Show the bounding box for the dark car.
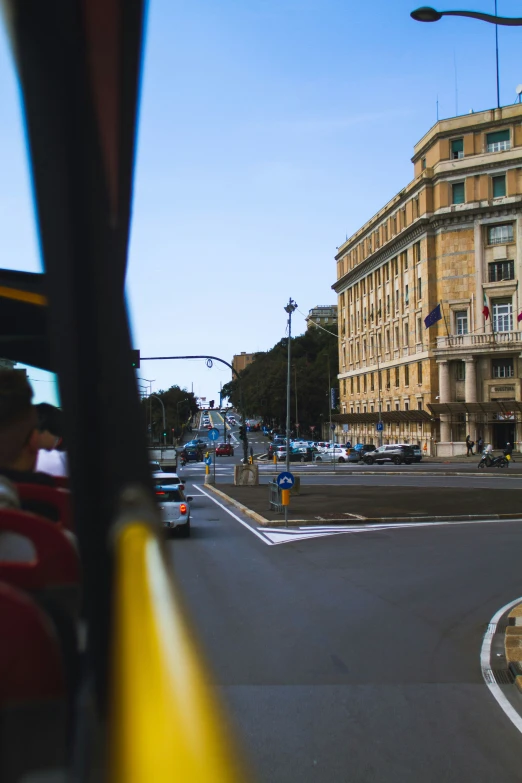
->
[181,447,203,463]
[363,445,414,465]
[268,440,286,458]
[216,443,234,457]
[285,447,314,463]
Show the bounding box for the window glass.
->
[488,224,513,244]
[492,298,513,332]
[452,182,465,204]
[489,260,514,282]
[451,138,464,159]
[455,310,468,335]
[492,175,506,198]
[492,358,514,378]
[486,129,510,152]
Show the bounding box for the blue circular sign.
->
[277,471,295,489]
[204,456,212,466]
[208,428,220,441]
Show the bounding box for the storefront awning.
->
[428,401,522,416]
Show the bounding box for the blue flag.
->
[424,304,442,329]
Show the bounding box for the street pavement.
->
[165,417,522,782]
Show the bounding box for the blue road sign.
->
[376,421,384,431]
[208,428,220,441]
[204,456,212,466]
[277,471,295,489]
[331,423,336,431]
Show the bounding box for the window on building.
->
[486,129,510,153]
[383,224,388,241]
[401,207,406,228]
[370,405,374,413]
[363,374,366,392]
[392,215,397,234]
[386,294,390,315]
[386,401,391,412]
[417,317,423,343]
[377,268,381,286]
[403,251,408,271]
[395,401,400,411]
[451,138,464,159]
[421,157,427,170]
[369,274,373,291]
[405,364,409,386]
[417,361,422,385]
[456,362,465,381]
[343,379,347,394]
[417,277,422,300]
[413,197,419,218]
[393,257,398,276]
[378,333,382,354]
[452,181,465,204]
[405,284,409,306]
[489,260,514,282]
[378,298,382,319]
[395,367,400,387]
[404,322,409,346]
[357,375,360,393]
[413,241,421,264]
[395,290,399,311]
[487,224,514,245]
[395,325,399,347]
[386,330,390,351]
[370,335,374,355]
[361,278,366,294]
[351,377,354,394]
[417,400,423,411]
[370,373,375,391]
[492,298,513,332]
[385,263,390,281]
[350,406,354,414]
[492,174,506,198]
[455,310,468,335]
[404,400,409,411]
[492,358,514,378]
[386,369,391,389]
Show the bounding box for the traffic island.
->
[206,483,522,526]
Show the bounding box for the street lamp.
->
[411,6,522,110]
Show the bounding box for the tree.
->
[142,385,199,442]
[222,325,338,434]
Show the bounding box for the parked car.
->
[347,450,362,463]
[155,484,193,537]
[216,443,234,457]
[396,444,422,462]
[315,446,351,463]
[363,445,414,465]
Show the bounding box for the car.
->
[152,471,184,490]
[288,447,314,462]
[155,484,193,537]
[347,450,362,463]
[355,443,376,455]
[315,446,350,463]
[363,445,414,465]
[216,443,234,457]
[185,438,207,451]
[181,447,203,462]
[396,443,422,462]
[150,460,162,472]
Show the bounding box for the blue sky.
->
[1,1,521,403]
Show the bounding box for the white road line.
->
[481,596,522,734]
[191,486,274,545]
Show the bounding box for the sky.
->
[0,1,521,404]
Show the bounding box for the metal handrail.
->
[109,522,243,782]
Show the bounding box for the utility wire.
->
[296,308,338,338]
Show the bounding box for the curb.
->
[506,603,522,691]
[202,485,522,528]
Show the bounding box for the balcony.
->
[436,331,522,351]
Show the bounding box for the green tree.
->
[222,325,338,434]
[142,385,199,442]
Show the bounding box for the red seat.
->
[16,484,73,531]
[52,476,69,490]
[0,581,64,703]
[0,509,80,592]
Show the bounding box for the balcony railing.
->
[436,331,522,349]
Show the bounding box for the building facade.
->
[307,305,338,329]
[332,105,522,454]
[232,352,255,375]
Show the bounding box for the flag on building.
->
[517,311,522,323]
[424,303,442,329]
[482,292,490,320]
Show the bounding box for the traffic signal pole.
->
[284,298,297,526]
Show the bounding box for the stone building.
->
[332,105,522,455]
[232,352,255,374]
[307,305,338,329]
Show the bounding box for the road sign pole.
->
[213,451,215,485]
[284,298,297,526]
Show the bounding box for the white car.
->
[152,471,185,490]
[315,446,350,463]
[155,484,193,537]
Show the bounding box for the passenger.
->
[35,402,68,477]
[504,442,513,457]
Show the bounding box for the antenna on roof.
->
[516,84,522,103]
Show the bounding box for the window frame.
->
[487,224,514,245]
[451,181,465,205]
[492,174,506,198]
[454,309,469,335]
[488,260,514,283]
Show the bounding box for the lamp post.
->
[284,298,297,527]
[411,6,522,109]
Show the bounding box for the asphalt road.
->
[169,429,522,782]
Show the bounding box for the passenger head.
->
[0,370,39,470]
[36,403,63,451]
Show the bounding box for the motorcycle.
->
[477,449,510,469]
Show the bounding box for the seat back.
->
[16,483,73,530]
[0,509,80,592]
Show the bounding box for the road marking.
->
[191,485,275,545]
[481,597,522,734]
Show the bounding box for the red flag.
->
[483,292,490,321]
[518,311,522,323]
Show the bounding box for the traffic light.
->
[131,349,140,369]
[209,400,214,408]
[239,424,247,441]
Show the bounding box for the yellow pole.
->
[273,454,277,465]
[281,489,290,506]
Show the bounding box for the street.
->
[167,418,522,781]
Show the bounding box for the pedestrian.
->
[477,436,484,454]
[465,434,474,456]
[35,402,68,477]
